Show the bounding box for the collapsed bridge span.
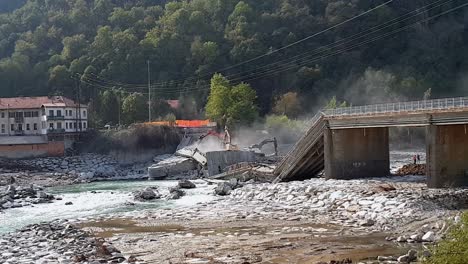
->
[274,97,468,188]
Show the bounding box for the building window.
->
[1,124,4,133]
[57,110,62,117]
[10,124,14,131]
[34,123,37,130]
[49,123,54,129]
[18,124,22,131]
[57,122,62,129]
[83,110,87,117]
[1,112,4,118]
[9,112,14,118]
[49,110,54,117]
[26,124,30,130]
[83,122,87,129]
[32,111,39,117]
[73,122,77,129]
[66,122,68,129]
[24,112,32,118]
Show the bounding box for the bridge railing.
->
[323,97,468,117]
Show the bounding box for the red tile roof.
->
[0,96,81,110]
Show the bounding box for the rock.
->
[215,182,233,196]
[65,202,73,205]
[168,186,185,200]
[409,234,422,242]
[178,180,196,189]
[133,188,161,201]
[396,236,407,243]
[422,231,435,242]
[359,219,375,227]
[378,256,397,261]
[397,254,409,263]
[407,249,417,261]
[397,249,417,263]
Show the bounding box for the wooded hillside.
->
[0,0,467,122]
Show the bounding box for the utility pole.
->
[7,104,10,136]
[118,91,121,129]
[147,60,151,122]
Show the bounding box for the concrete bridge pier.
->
[324,127,390,179]
[426,124,468,188]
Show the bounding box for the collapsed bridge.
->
[274,97,468,188]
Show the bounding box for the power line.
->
[82,0,394,89]
[79,1,468,95]
[214,0,395,73]
[229,1,468,83]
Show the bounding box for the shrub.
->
[423,212,468,264]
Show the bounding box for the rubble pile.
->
[0,220,141,263]
[396,164,426,176]
[0,184,56,210]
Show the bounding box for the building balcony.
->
[47,128,65,134]
[47,115,65,120]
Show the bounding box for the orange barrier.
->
[144,120,214,128]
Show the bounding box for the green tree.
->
[99,89,120,125]
[273,92,302,118]
[205,73,257,127]
[122,92,147,124]
[325,96,348,109]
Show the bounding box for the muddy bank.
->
[82,218,413,264]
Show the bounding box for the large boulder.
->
[133,187,161,201]
[178,180,196,189]
[168,186,185,200]
[215,182,233,196]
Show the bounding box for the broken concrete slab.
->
[148,156,196,180]
[206,150,256,176]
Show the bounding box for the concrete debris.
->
[148,156,196,180]
[214,179,243,196]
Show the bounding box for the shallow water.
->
[0,180,216,234]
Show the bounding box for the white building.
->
[0,96,88,136]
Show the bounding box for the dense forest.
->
[0,0,467,126]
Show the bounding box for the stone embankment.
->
[1,154,151,181]
[0,220,144,263]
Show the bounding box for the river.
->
[0,180,216,234]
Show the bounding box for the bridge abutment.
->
[426,124,468,188]
[325,127,389,179]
